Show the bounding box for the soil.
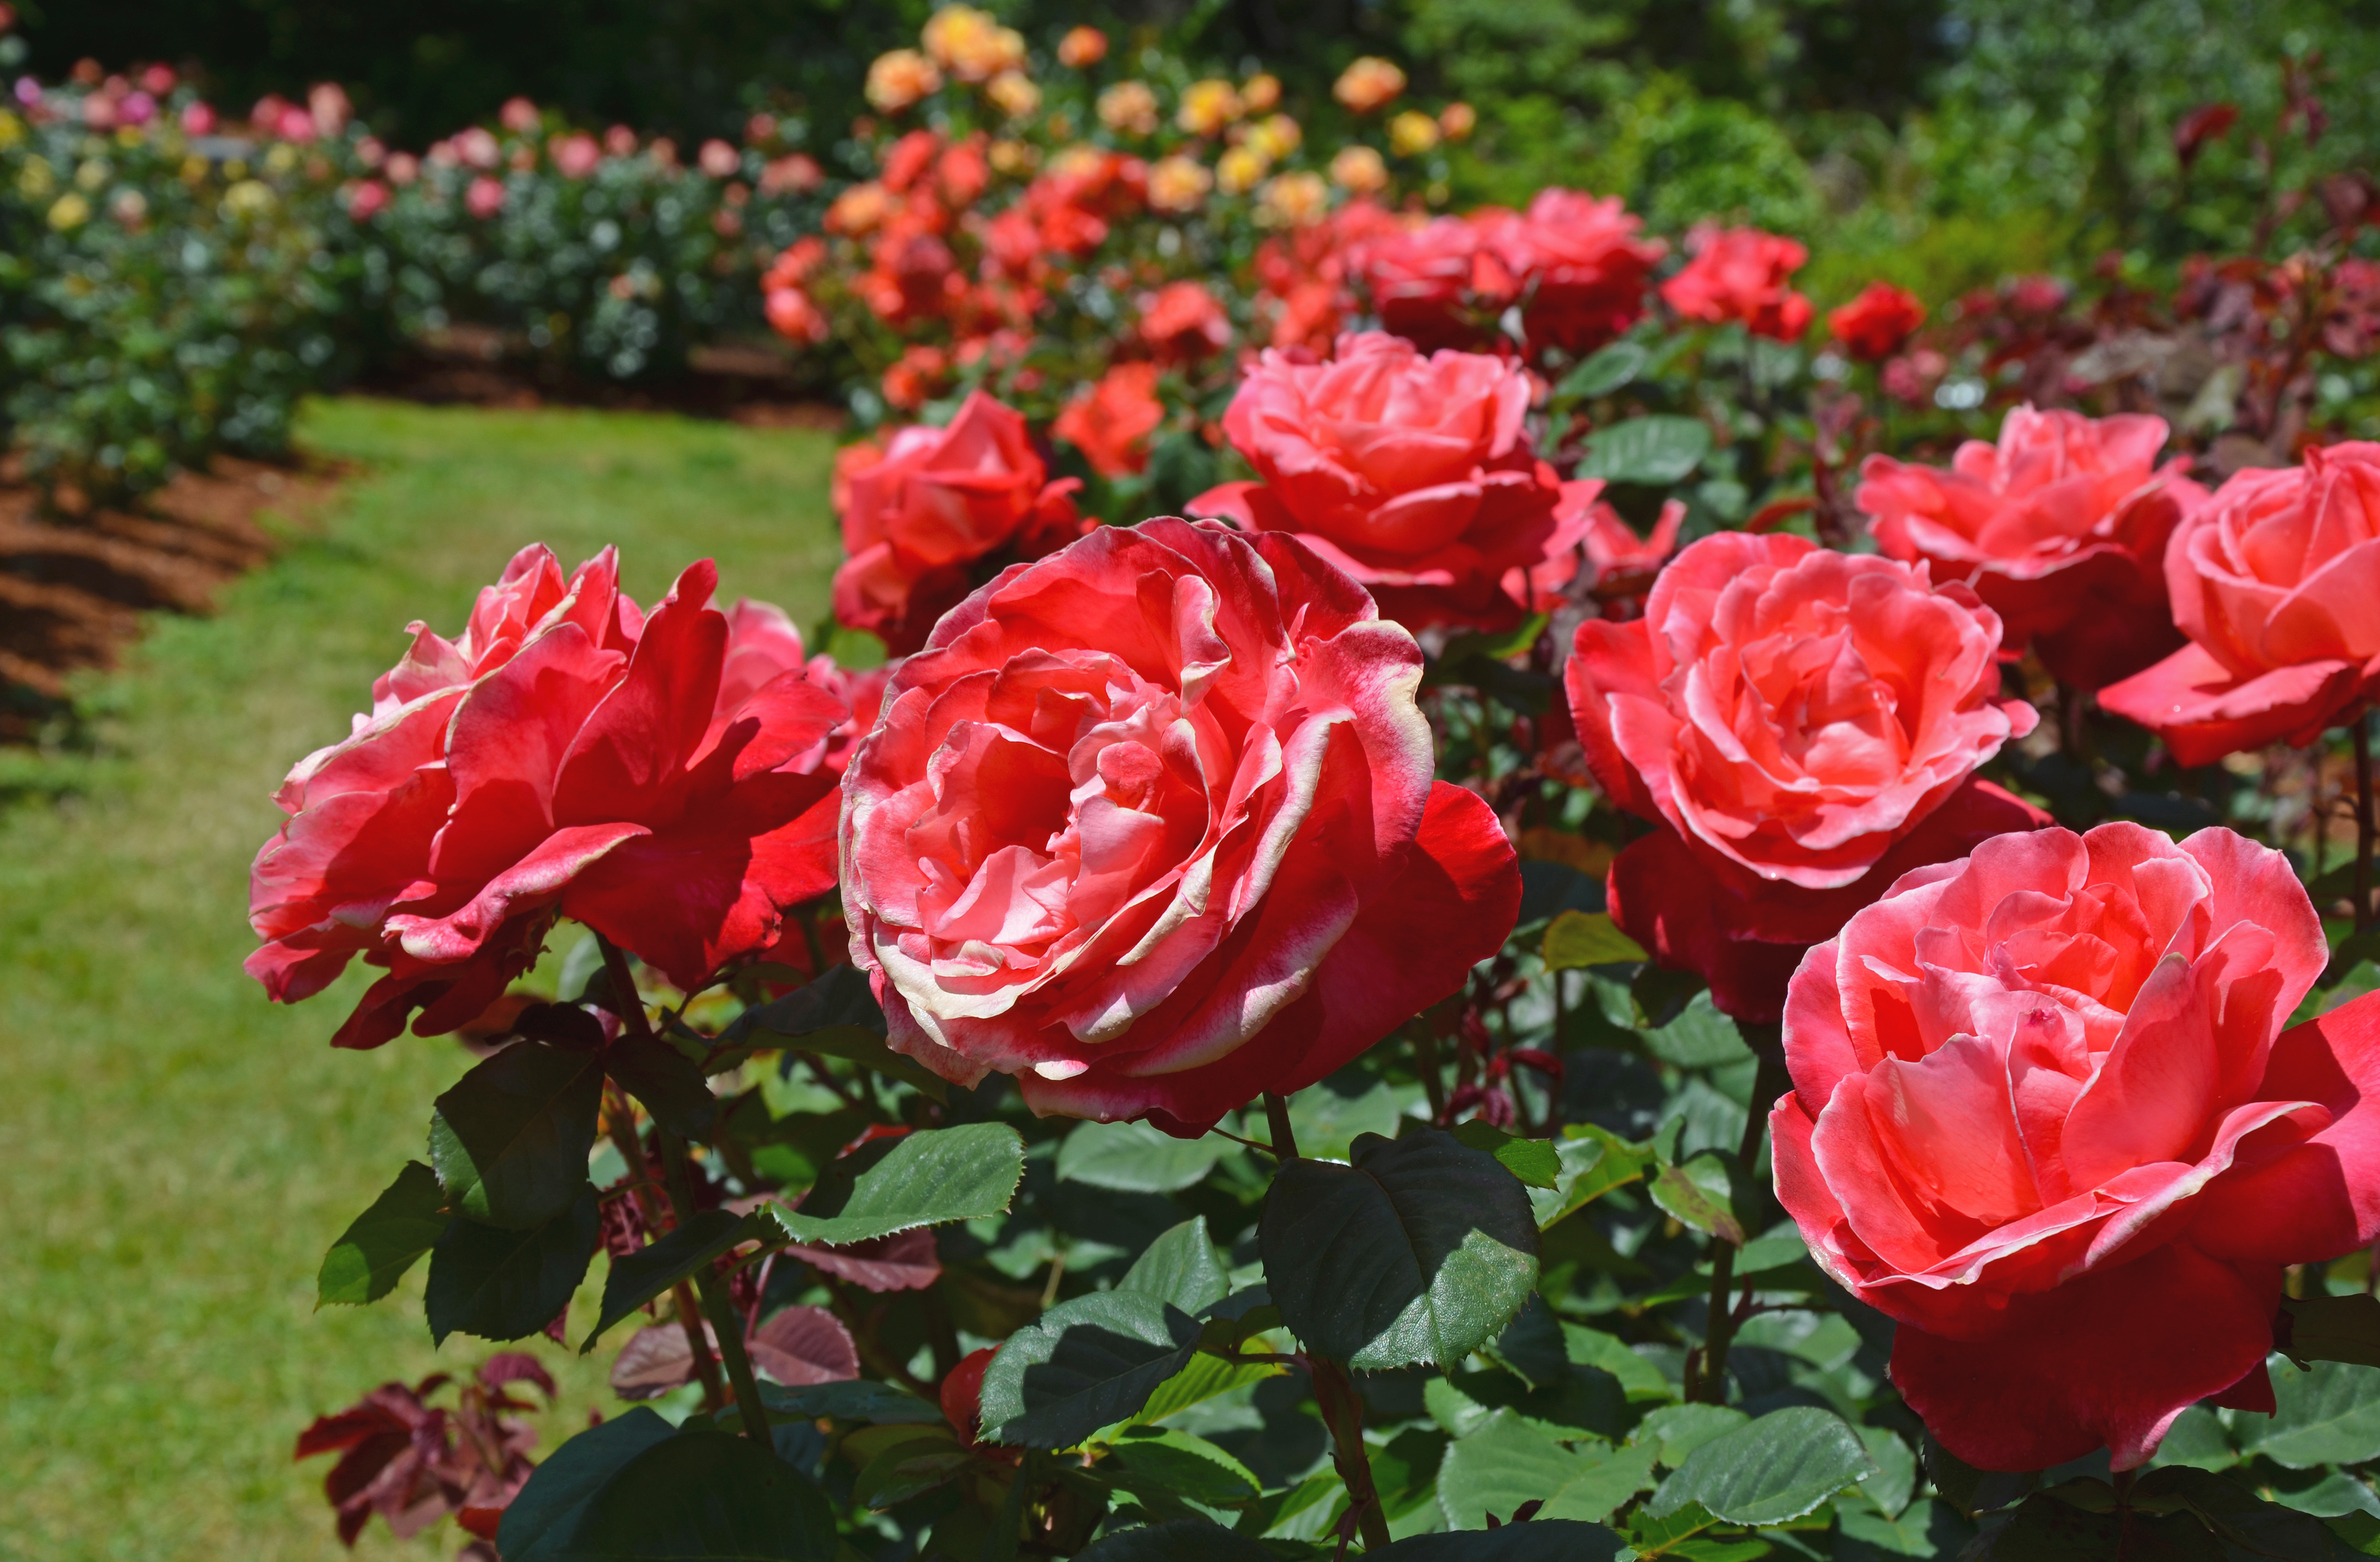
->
[0,455,347,742]
[357,331,850,431]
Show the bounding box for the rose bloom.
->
[761,152,823,195]
[765,286,829,345]
[1774,822,2380,1471]
[1389,111,1441,157]
[465,177,506,220]
[1248,113,1302,161]
[867,49,943,113]
[1057,25,1107,68]
[1215,145,1269,197]
[715,599,890,776]
[1191,331,1597,630]
[1501,189,1665,356]
[1147,154,1212,213]
[986,70,1039,120]
[839,517,1520,1130]
[698,138,739,178]
[1097,81,1160,136]
[1859,407,2207,691]
[1357,214,1516,353]
[921,4,1023,82]
[1177,79,1240,137]
[344,180,389,221]
[549,132,601,179]
[1333,57,1407,113]
[498,95,538,135]
[603,124,638,157]
[1661,227,1815,341]
[247,546,848,1048]
[833,391,1085,655]
[1138,280,1230,361]
[1566,532,2044,1020]
[456,126,501,169]
[826,182,889,237]
[1440,103,1477,140]
[1828,281,1926,361]
[1329,145,1389,196]
[1255,171,1328,229]
[2102,442,2380,764]
[1241,74,1282,113]
[1054,362,1166,478]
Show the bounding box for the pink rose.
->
[839,518,1519,1132]
[832,391,1084,655]
[344,180,390,222]
[1190,331,1595,630]
[1660,227,1814,341]
[1496,188,1665,356]
[465,176,506,220]
[1858,407,2208,690]
[550,132,601,179]
[246,546,847,1048]
[1355,214,1518,352]
[699,138,740,179]
[1565,532,2043,1020]
[1774,823,2380,1471]
[2101,442,2380,764]
[717,600,891,776]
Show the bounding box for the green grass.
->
[0,399,843,1561]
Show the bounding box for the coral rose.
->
[833,392,1084,655]
[1333,57,1406,114]
[840,518,1519,1131]
[1773,822,2380,1471]
[1565,532,2043,1021]
[1858,407,2208,690]
[247,546,848,1048]
[1190,331,1597,630]
[1057,26,1107,69]
[1138,280,1230,361]
[2100,442,2380,765]
[717,599,891,776]
[1827,281,1926,360]
[1356,214,1516,352]
[1660,227,1814,342]
[1500,189,1665,356]
[1054,362,1166,479]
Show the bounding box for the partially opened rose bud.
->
[1333,56,1407,113]
[866,48,943,113]
[1056,25,1108,69]
[1328,144,1388,194]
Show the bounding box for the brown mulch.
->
[359,330,849,431]
[0,455,347,742]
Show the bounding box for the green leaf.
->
[1055,1118,1224,1194]
[584,1204,792,1350]
[1562,1324,1676,1405]
[1075,1520,1276,1562]
[2283,1293,2380,1369]
[2134,1465,2348,1558]
[1118,1217,1228,1315]
[1633,1404,1748,1468]
[1856,1425,1919,1519]
[499,1408,680,1562]
[773,1122,1025,1246]
[1437,1409,1658,1529]
[1283,1079,1409,1160]
[739,1379,944,1427]
[979,1290,1204,1448]
[428,1040,605,1229]
[538,1427,838,1559]
[1556,341,1648,402]
[1531,1126,1655,1229]
[317,1160,447,1307]
[850,1430,973,1509]
[714,965,948,1099]
[1542,910,1647,971]
[2246,1357,2380,1469]
[1648,1153,1744,1245]
[1576,416,1712,485]
[1378,1525,1626,1560]
[2148,1405,2242,1474]
[604,1035,716,1140]
[1261,1127,1540,1370]
[1110,1425,1260,1506]
[1648,1405,1876,1526]
[1621,1500,1721,1556]
[425,1184,600,1345]
[1452,1120,1562,1190]
[1084,1350,1287,1446]
[1641,993,1757,1070]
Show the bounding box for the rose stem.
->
[602,1081,727,1413]
[599,936,774,1444]
[2355,713,2374,934]
[1695,1023,1788,1403]
[1264,1091,1301,1162]
[1414,1026,1446,1124]
[1310,1356,1392,1551]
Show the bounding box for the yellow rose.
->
[1096,80,1159,136]
[1176,79,1241,137]
[1332,56,1407,114]
[1388,110,1441,157]
[922,5,1023,82]
[866,49,943,113]
[1215,144,1269,196]
[1255,170,1327,227]
[986,69,1041,120]
[1247,114,1302,161]
[1147,154,1213,213]
[264,142,298,175]
[0,110,23,149]
[46,191,91,230]
[17,155,55,198]
[1240,74,1282,114]
[74,157,110,191]
[1328,145,1388,194]
[223,179,277,219]
[989,138,1038,176]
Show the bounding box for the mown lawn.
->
[0,399,843,1561]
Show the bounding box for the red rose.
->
[1497,188,1665,356]
[833,392,1085,655]
[1858,407,2208,690]
[2101,442,2380,764]
[247,546,848,1047]
[1355,214,1518,352]
[1138,280,1231,361]
[1826,281,1926,360]
[1053,361,1166,479]
[1190,331,1597,630]
[839,518,1520,1133]
[1659,227,1814,342]
[1773,822,2380,1471]
[718,599,890,775]
[1565,533,2042,1020]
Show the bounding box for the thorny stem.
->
[2355,714,2374,934]
[1694,1025,1789,1403]
[600,936,772,1444]
[602,1081,727,1413]
[1310,1356,1392,1552]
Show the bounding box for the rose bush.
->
[246,543,847,1046]
[1564,531,2044,1019]
[2101,441,2380,763]
[1190,331,1599,629]
[1773,822,2380,1471]
[838,516,1519,1132]
[1857,407,2208,690]
[1658,226,1813,341]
